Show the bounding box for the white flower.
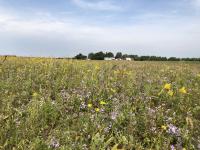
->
[111,111,118,120]
[50,137,60,148]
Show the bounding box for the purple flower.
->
[100,108,105,113]
[170,145,176,150]
[167,124,180,136]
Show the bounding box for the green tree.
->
[105,52,114,58]
[74,53,87,60]
[88,53,94,59]
[93,51,105,60]
[115,52,122,59]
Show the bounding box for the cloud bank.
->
[0,0,200,57]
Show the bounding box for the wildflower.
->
[32,92,38,97]
[111,88,116,93]
[161,125,167,130]
[100,108,105,112]
[95,108,100,112]
[104,124,112,133]
[50,137,60,148]
[95,65,100,70]
[164,83,171,90]
[179,87,187,94]
[170,145,176,150]
[168,124,180,136]
[182,148,186,150]
[168,90,174,96]
[80,103,86,109]
[88,103,92,108]
[111,111,118,120]
[100,101,107,105]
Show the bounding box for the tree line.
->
[74,51,200,61]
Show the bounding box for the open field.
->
[0,57,200,150]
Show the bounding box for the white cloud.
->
[71,0,122,11]
[0,10,200,57]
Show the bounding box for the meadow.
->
[0,56,200,150]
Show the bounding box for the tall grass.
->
[0,57,200,149]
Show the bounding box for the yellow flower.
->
[179,87,187,94]
[100,101,107,105]
[161,125,167,130]
[95,65,100,70]
[114,70,120,75]
[164,83,171,90]
[95,108,100,112]
[111,88,116,93]
[168,90,174,96]
[32,92,38,97]
[197,74,200,78]
[182,148,186,150]
[88,103,93,108]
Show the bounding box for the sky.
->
[0,0,200,58]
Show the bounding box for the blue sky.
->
[0,0,200,57]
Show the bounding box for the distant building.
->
[104,57,115,61]
[125,58,132,61]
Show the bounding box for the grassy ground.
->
[0,57,200,150]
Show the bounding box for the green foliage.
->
[74,53,87,60]
[115,52,122,59]
[77,52,200,61]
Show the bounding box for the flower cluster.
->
[159,83,187,96]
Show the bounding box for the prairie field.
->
[0,56,200,150]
